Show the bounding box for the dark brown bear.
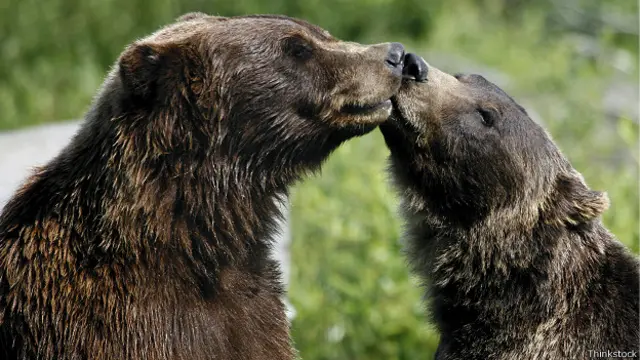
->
[381,56,640,359]
[0,13,406,360]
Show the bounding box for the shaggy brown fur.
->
[381,59,640,360]
[0,13,406,360]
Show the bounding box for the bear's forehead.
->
[147,14,332,44]
[239,15,333,40]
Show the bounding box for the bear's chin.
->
[379,106,421,156]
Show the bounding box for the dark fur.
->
[0,13,403,360]
[381,66,640,359]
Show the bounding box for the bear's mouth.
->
[339,99,392,115]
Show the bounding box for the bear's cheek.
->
[459,144,528,206]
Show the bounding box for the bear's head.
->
[111,13,405,185]
[381,57,608,229]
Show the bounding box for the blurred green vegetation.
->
[0,0,637,359]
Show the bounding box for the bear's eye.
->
[477,108,495,127]
[283,36,313,61]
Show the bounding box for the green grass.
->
[0,0,637,359]
[290,132,439,359]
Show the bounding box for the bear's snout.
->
[385,42,406,74]
[402,53,428,82]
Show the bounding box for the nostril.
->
[402,53,429,82]
[385,42,405,68]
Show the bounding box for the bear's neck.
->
[24,105,297,282]
[104,154,290,269]
[406,207,623,335]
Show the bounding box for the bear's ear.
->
[118,42,180,101]
[544,172,609,226]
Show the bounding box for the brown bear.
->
[0,13,407,360]
[381,56,640,359]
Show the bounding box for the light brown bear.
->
[0,13,407,360]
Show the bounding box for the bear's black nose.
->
[402,53,428,82]
[385,42,405,69]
